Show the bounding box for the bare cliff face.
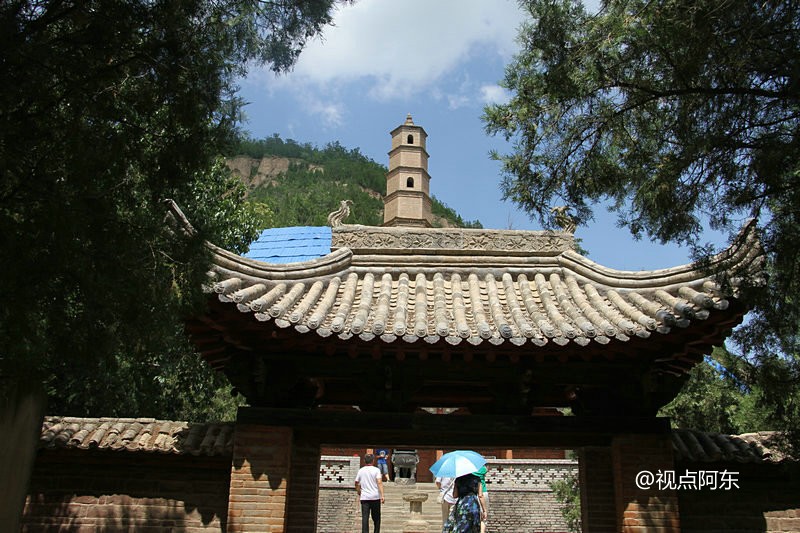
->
[226,156,323,189]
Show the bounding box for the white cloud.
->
[479,84,511,105]
[446,93,471,110]
[256,0,524,100]
[306,98,345,127]
[240,0,525,126]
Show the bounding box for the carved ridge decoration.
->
[332,225,574,255]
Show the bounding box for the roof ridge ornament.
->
[551,206,577,234]
[162,198,197,237]
[327,199,353,228]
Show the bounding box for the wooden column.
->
[286,431,322,532]
[578,446,617,531]
[228,424,293,532]
[612,433,680,532]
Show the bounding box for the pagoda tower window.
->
[407,177,415,188]
[407,134,414,144]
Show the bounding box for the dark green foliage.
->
[659,358,745,434]
[237,135,320,162]
[486,0,800,242]
[0,0,340,420]
[249,167,385,227]
[550,470,581,533]
[243,139,387,227]
[431,197,484,229]
[484,0,800,447]
[659,348,773,434]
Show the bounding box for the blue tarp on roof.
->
[244,226,332,264]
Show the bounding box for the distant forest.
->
[234,135,483,229]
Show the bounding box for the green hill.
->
[229,135,482,229]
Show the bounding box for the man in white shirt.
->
[435,476,456,525]
[355,453,385,533]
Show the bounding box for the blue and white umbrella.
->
[429,450,486,479]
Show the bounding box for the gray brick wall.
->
[317,486,359,533]
[484,459,577,533]
[486,491,571,533]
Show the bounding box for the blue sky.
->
[237,0,726,271]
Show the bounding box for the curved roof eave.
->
[208,241,353,282]
[199,220,763,351]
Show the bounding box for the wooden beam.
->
[236,407,672,448]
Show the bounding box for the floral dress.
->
[442,474,482,533]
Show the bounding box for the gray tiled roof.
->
[39,416,234,456]
[207,222,762,353]
[672,428,791,464]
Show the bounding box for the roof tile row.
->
[672,429,790,464]
[39,416,233,456]
[212,269,729,348]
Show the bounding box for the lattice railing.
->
[318,456,578,492]
[319,455,361,488]
[484,459,578,492]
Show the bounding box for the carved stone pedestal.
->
[402,491,429,533]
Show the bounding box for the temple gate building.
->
[184,115,764,531]
[22,116,798,533]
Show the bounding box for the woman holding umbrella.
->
[429,451,487,533]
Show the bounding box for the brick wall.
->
[512,448,567,460]
[22,449,230,532]
[487,491,571,533]
[320,446,362,458]
[484,458,578,533]
[317,487,359,532]
[318,456,360,532]
[28,437,800,532]
[579,446,615,531]
[286,432,321,531]
[227,424,292,532]
[678,462,800,532]
[612,433,680,533]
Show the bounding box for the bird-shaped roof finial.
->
[327,199,353,228]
